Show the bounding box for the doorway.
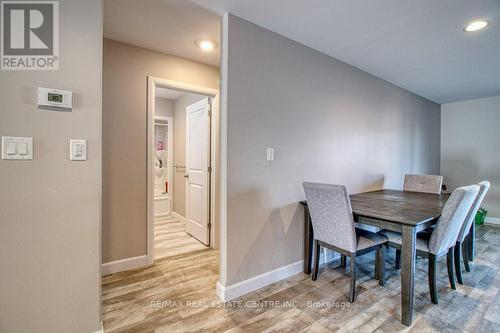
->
[147,77,219,264]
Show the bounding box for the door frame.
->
[146,76,219,265]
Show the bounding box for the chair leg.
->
[455,242,463,285]
[468,223,475,261]
[376,246,385,286]
[349,253,356,302]
[428,254,438,304]
[447,248,456,290]
[341,254,346,268]
[395,249,401,269]
[311,240,320,281]
[463,241,471,272]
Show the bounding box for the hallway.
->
[154,215,207,260]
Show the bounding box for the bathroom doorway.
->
[146,77,219,263]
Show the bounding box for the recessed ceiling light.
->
[196,39,217,51]
[464,20,488,32]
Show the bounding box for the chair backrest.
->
[456,181,490,243]
[403,174,443,194]
[302,182,357,253]
[429,185,479,255]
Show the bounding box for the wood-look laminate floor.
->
[154,215,207,260]
[102,225,500,333]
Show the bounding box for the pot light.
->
[196,39,217,51]
[464,20,488,32]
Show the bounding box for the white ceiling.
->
[192,0,500,103]
[104,0,220,67]
[155,87,184,100]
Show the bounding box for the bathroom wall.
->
[155,97,174,117]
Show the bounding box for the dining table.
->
[300,189,449,326]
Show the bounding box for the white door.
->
[185,97,210,245]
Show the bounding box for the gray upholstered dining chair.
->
[302,182,387,302]
[403,174,443,194]
[454,181,490,284]
[392,174,445,269]
[380,185,479,304]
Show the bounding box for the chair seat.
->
[379,230,430,253]
[355,228,387,251]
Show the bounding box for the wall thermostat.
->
[37,87,73,110]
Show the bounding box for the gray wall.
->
[103,39,219,263]
[224,15,441,285]
[441,96,500,218]
[0,1,102,332]
[172,93,206,217]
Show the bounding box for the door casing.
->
[146,76,219,265]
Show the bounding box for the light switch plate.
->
[70,139,87,161]
[2,136,33,160]
[266,147,274,161]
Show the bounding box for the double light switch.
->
[2,136,33,160]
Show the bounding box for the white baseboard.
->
[91,321,103,333]
[485,216,500,226]
[171,211,185,221]
[216,252,340,302]
[216,260,304,301]
[101,255,148,276]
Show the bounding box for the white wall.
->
[155,97,174,117]
[222,14,441,287]
[0,1,102,332]
[441,96,500,219]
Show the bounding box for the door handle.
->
[184,174,189,178]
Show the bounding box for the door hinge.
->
[207,102,212,117]
[208,166,212,173]
[208,222,212,229]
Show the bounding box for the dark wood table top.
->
[301,189,449,227]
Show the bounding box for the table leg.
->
[401,225,416,326]
[467,223,475,261]
[303,205,314,274]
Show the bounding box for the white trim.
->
[218,11,229,289]
[216,253,339,302]
[216,260,304,301]
[171,211,185,221]
[91,321,104,333]
[101,255,148,276]
[146,76,219,266]
[485,216,500,226]
[97,2,104,324]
